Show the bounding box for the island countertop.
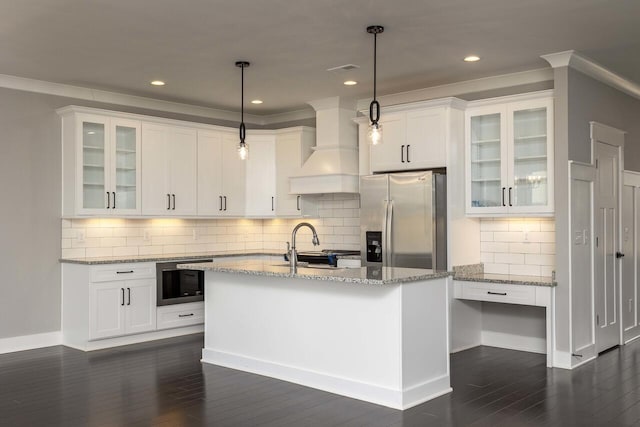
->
[178,259,450,285]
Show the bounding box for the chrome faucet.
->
[289,222,320,273]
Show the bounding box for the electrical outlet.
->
[76,230,85,242]
[143,229,150,241]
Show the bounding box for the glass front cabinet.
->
[465,95,554,216]
[61,109,141,216]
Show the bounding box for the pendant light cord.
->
[373,32,377,102]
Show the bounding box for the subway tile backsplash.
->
[480,218,555,277]
[61,194,361,259]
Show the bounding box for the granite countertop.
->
[179,259,450,285]
[452,263,556,287]
[59,251,285,265]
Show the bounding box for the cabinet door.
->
[275,132,310,216]
[90,282,126,340]
[245,135,276,216]
[77,114,111,215]
[405,108,446,169]
[466,106,508,215]
[110,118,141,215]
[507,99,554,214]
[124,279,156,335]
[197,130,224,215]
[167,126,197,216]
[370,112,406,173]
[221,134,246,216]
[141,123,171,215]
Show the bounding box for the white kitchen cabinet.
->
[141,123,197,216]
[197,130,246,216]
[245,134,276,217]
[89,278,156,340]
[275,128,315,216]
[60,109,141,216]
[466,93,554,216]
[369,107,447,173]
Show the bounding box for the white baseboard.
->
[481,330,546,354]
[202,348,451,410]
[0,331,62,354]
[64,325,204,351]
[451,342,481,353]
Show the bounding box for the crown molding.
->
[0,73,269,125]
[541,50,640,101]
[356,68,553,111]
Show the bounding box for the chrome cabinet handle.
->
[178,313,194,318]
[401,145,405,163]
[487,291,507,296]
[112,192,116,209]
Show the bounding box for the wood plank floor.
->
[2,334,640,426]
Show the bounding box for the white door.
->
[197,130,224,215]
[167,126,197,216]
[141,123,170,215]
[595,141,621,353]
[275,133,303,216]
[405,108,446,169]
[245,135,276,216]
[77,114,111,215]
[90,282,126,340]
[370,112,406,172]
[221,134,246,216]
[124,279,156,335]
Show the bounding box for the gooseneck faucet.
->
[289,222,320,273]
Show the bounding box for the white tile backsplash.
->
[480,218,555,277]
[61,195,361,259]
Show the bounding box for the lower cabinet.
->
[156,302,204,330]
[90,279,156,340]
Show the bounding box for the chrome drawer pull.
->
[178,313,194,318]
[487,291,507,296]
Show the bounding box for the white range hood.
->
[289,96,359,194]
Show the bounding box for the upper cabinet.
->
[465,93,554,216]
[197,130,246,217]
[275,128,315,216]
[141,123,197,216]
[60,109,141,216]
[245,134,276,217]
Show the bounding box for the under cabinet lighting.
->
[464,55,480,62]
[150,80,166,86]
[251,99,263,104]
[344,80,358,86]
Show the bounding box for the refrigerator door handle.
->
[382,200,389,266]
[387,200,394,266]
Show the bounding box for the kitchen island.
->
[180,259,451,410]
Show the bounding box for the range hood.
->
[289,96,359,194]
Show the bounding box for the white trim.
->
[624,170,640,187]
[202,348,451,410]
[0,72,317,126]
[590,121,627,147]
[450,343,480,354]
[0,331,62,354]
[465,89,555,108]
[356,68,553,111]
[357,97,468,116]
[63,325,203,351]
[541,51,640,101]
[480,331,547,354]
[553,349,597,370]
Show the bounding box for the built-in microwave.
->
[156,260,211,306]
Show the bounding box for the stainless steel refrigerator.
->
[360,170,447,270]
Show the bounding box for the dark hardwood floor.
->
[2,334,640,426]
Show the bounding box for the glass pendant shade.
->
[368,122,383,145]
[237,142,249,160]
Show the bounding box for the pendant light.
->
[367,25,384,145]
[236,60,250,160]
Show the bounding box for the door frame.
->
[591,121,626,349]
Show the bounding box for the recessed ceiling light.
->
[251,99,263,104]
[344,80,358,86]
[464,55,480,62]
[150,80,166,86]
[87,131,96,135]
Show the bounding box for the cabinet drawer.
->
[457,281,536,306]
[91,263,155,283]
[157,302,204,330]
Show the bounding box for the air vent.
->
[327,64,360,73]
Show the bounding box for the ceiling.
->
[1,0,639,115]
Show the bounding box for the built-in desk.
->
[453,266,556,367]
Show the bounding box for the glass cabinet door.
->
[510,106,548,208]
[113,124,138,211]
[469,113,503,208]
[82,120,108,210]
